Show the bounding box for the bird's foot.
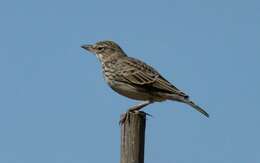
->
[119,111,131,125]
[119,110,152,125]
[119,101,154,125]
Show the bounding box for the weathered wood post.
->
[120,111,146,163]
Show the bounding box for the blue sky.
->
[0,0,259,162]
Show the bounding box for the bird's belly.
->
[108,81,152,101]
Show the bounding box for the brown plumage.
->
[81,40,209,118]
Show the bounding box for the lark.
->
[81,40,209,121]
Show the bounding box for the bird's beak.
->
[81,44,92,51]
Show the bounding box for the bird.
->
[81,40,209,121]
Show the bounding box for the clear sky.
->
[0,0,259,163]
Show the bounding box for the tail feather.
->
[185,100,209,118]
[165,93,209,118]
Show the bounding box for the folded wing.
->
[116,57,188,98]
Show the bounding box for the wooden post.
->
[120,111,146,163]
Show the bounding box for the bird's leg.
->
[119,100,153,125]
[128,100,154,112]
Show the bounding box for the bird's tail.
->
[165,94,209,118]
[183,99,209,118]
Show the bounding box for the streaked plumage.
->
[81,40,209,118]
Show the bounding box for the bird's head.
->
[81,40,126,61]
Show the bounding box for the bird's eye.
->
[97,47,104,51]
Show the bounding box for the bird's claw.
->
[119,110,152,125]
[119,111,132,125]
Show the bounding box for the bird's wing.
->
[117,57,188,97]
[117,57,158,85]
